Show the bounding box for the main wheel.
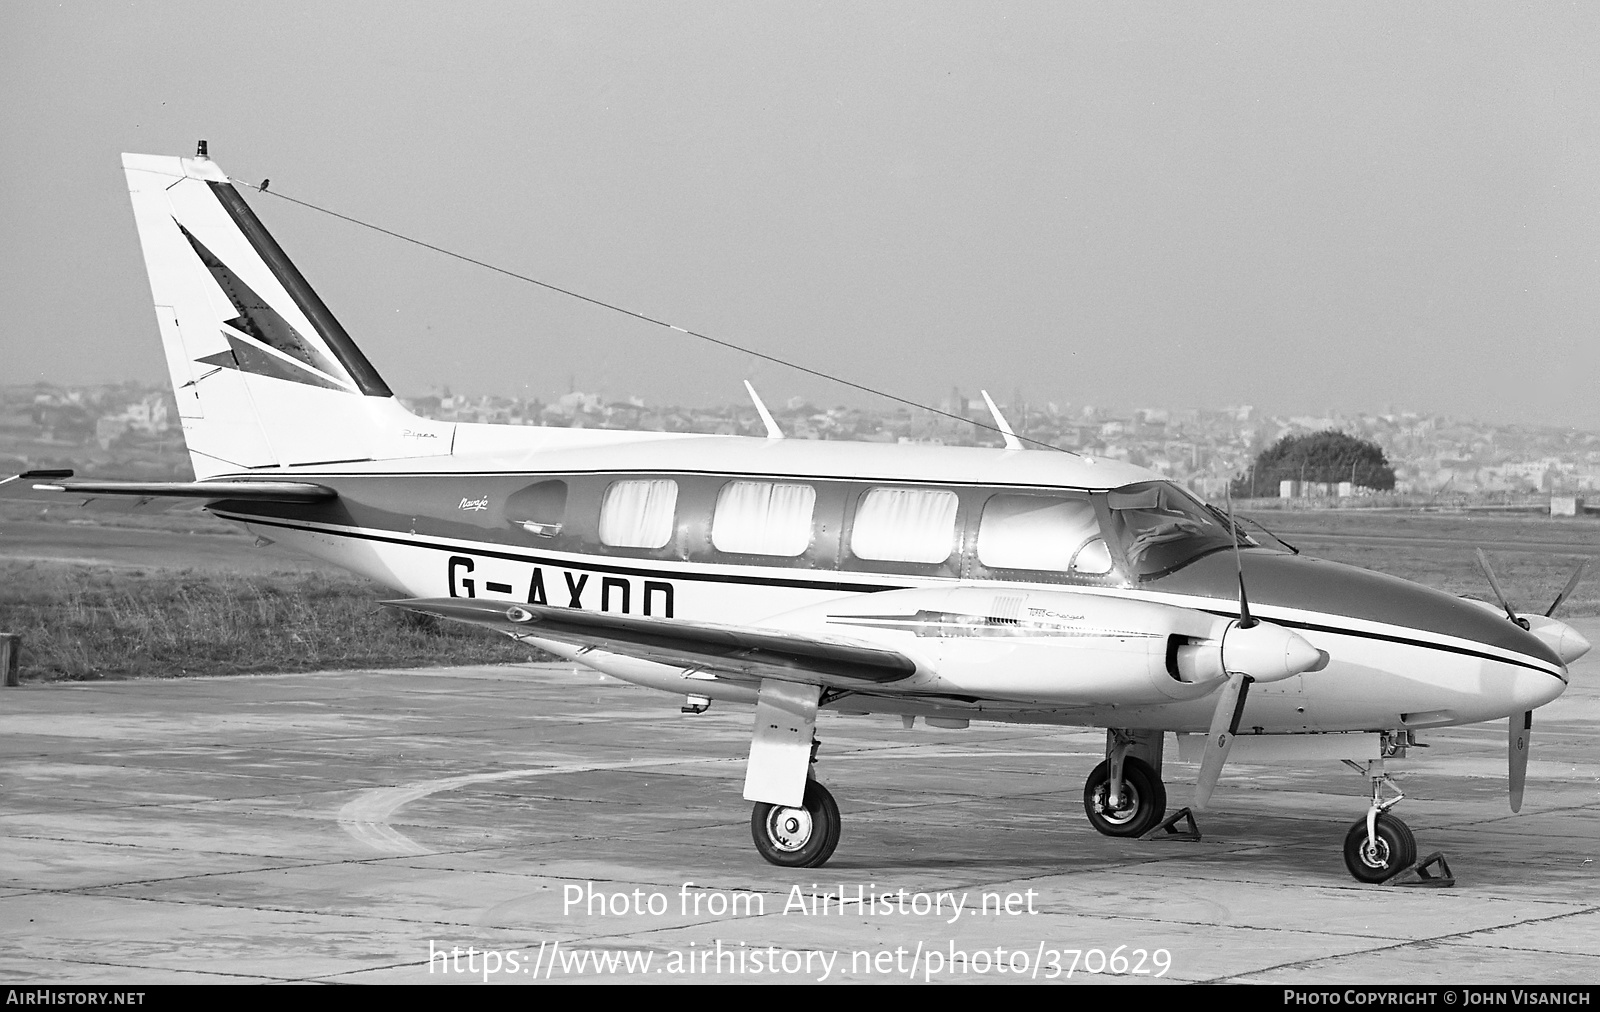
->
[751,780,841,868]
[1343,813,1417,883]
[1083,757,1167,838]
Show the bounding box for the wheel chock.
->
[1383,851,1455,888]
[1141,807,1201,842]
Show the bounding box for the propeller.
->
[1473,551,1589,813]
[1474,549,1525,628]
[1194,489,1327,809]
[1546,560,1586,618]
[1509,710,1531,814]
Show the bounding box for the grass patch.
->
[0,561,543,682]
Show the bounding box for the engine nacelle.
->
[767,585,1246,706]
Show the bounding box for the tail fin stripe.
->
[206,180,393,398]
[176,222,345,378]
[198,334,354,392]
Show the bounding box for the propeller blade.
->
[1194,671,1253,810]
[1545,561,1585,618]
[1509,710,1532,813]
[1475,549,1518,624]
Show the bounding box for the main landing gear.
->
[1083,729,1169,838]
[745,680,840,868]
[1084,758,1167,837]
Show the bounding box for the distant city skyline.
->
[8,373,1599,436]
[11,378,1600,500]
[5,5,1598,428]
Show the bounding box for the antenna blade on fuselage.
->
[980,390,1023,451]
[743,381,783,439]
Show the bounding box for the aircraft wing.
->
[386,597,919,689]
[1,470,337,514]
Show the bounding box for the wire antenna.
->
[233,178,1077,455]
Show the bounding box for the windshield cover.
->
[1102,481,1239,579]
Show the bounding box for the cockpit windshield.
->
[1101,481,1240,579]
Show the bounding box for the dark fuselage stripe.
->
[1194,608,1564,682]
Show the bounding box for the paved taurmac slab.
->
[0,623,1596,984]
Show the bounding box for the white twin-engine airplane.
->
[6,148,1589,882]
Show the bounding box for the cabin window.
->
[711,481,817,556]
[978,493,1111,574]
[850,487,959,563]
[599,479,678,548]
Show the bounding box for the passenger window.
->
[599,479,678,548]
[978,493,1109,575]
[850,488,959,563]
[711,481,817,556]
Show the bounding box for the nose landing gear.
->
[1340,732,1443,884]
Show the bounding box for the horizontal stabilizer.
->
[2,472,336,512]
[386,597,917,687]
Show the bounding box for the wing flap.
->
[386,597,918,687]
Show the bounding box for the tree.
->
[1231,430,1395,498]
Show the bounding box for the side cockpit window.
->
[599,479,678,549]
[978,493,1112,575]
[850,487,959,563]
[1105,481,1236,578]
[711,481,817,557]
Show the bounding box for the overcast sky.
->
[2,2,1597,426]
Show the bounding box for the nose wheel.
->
[751,780,841,868]
[1343,812,1417,883]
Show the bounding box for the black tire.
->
[1083,757,1167,838]
[751,780,841,868]
[1342,813,1417,883]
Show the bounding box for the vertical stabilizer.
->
[121,151,454,477]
